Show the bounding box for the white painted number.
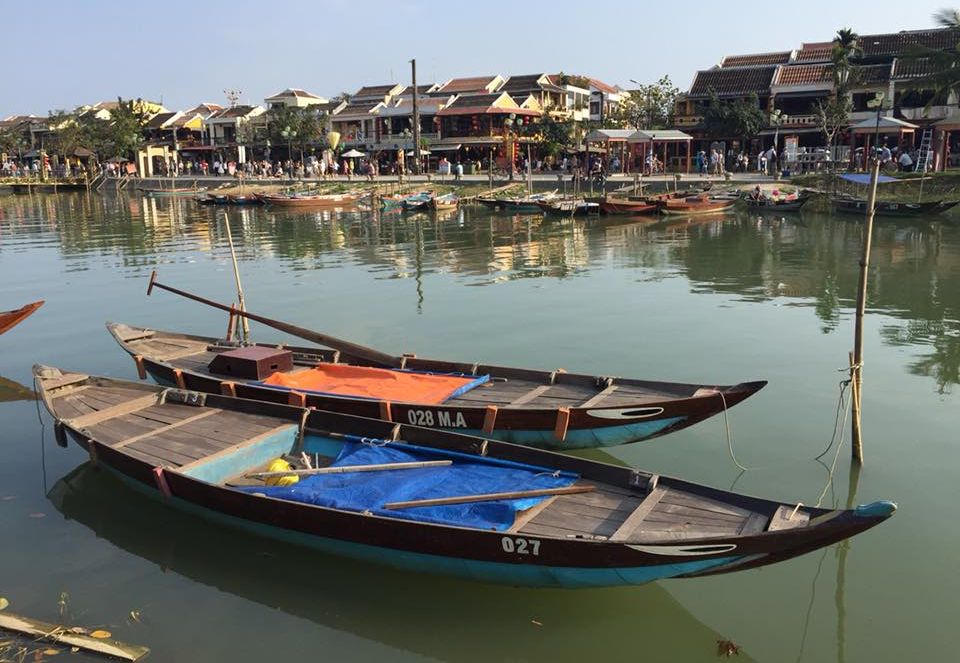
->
[407,410,435,426]
[502,536,540,556]
[407,410,468,428]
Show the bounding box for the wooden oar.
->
[247,460,451,479]
[384,485,594,510]
[147,271,400,367]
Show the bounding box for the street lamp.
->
[280,125,296,170]
[866,91,888,165]
[769,109,790,153]
[503,113,524,180]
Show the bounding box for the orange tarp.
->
[261,364,483,404]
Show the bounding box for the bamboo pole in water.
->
[850,158,880,464]
[222,210,250,341]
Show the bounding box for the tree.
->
[816,29,861,157]
[607,75,680,129]
[102,98,150,159]
[266,105,326,158]
[0,126,26,159]
[701,91,766,143]
[902,10,960,105]
[47,109,101,160]
[525,115,575,158]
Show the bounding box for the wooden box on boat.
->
[208,346,294,380]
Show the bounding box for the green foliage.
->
[47,109,102,158]
[525,115,575,157]
[901,14,960,107]
[608,76,679,129]
[103,98,150,159]
[266,106,327,151]
[701,91,766,141]
[0,126,26,157]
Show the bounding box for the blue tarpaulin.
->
[840,173,898,185]
[240,441,579,531]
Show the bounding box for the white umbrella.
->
[341,149,366,158]
[406,149,431,156]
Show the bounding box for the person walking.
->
[455,161,463,181]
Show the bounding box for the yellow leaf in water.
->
[43,649,60,656]
[89,630,111,639]
[0,597,8,611]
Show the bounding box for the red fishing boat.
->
[0,301,44,336]
[660,193,736,216]
[598,198,659,215]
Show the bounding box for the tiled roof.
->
[436,93,538,116]
[688,66,777,97]
[721,51,792,67]
[795,42,834,63]
[853,63,892,85]
[859,28,959,57]
[185,103,223,116]
[265,88,324,99]
[396,84,437,96]
[438,76,500,93]
[336,101,381,115]
[145,112,178,129]
[892,57,939,80]
[774,64,833,87]
[587,77,619,93]
[353,84,399,99]
[210,105,259,119]
[501,74,548,92]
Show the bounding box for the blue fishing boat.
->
[35,366,895,589]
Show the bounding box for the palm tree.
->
[902,9,960,105]
[933,7,960,27]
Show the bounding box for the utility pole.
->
[411,58,421,176]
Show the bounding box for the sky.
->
[2,0,954,117]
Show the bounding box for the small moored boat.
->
[598,198,659,215]
[0,300,44,337]
[431,193,459,211]
[660,194,736,216]
[261,193,362,208]
[830,196,959,217]
[35,366,895,589]
[478,191,558,212]
[537,199,600,216]
[742,194,811,212]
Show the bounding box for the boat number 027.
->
[501,537,541,556]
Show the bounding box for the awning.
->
[429,144,462,151]
[849,116,918,134]
[628,129,693,143]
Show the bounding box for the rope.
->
[814,379,853,509]
[719,390,755,472]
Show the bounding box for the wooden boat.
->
[431,193,459,211]
[140,186,205,197]
[660,194,737,216]
[229,194,264,205]
[0,300,43,336]
[261,193,362,208]
[742,194,811,212]
[537,199,599,216]
[598,198,659,215]
[478,192,558,212]
[402,192,434,211]
[830,196,960,217]
[35,366,895,589]
[105,277,767,450]
[206,193,231,204]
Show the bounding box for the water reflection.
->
[49,463,754,662]
[2,192,958,392]
[0,375,35,402]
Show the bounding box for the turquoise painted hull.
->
[454,417,686,450]
[108,467,741,588]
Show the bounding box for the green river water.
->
[0,192,957,661]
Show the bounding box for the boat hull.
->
[743,196,810,212]
[109,323,766,451]
[37,368,893,590]
[660,202,736,216]
[831,198,959,217]
[0,300,44,336]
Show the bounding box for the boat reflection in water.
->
[48,463,757,662]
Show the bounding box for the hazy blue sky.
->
[3,0,953,116]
